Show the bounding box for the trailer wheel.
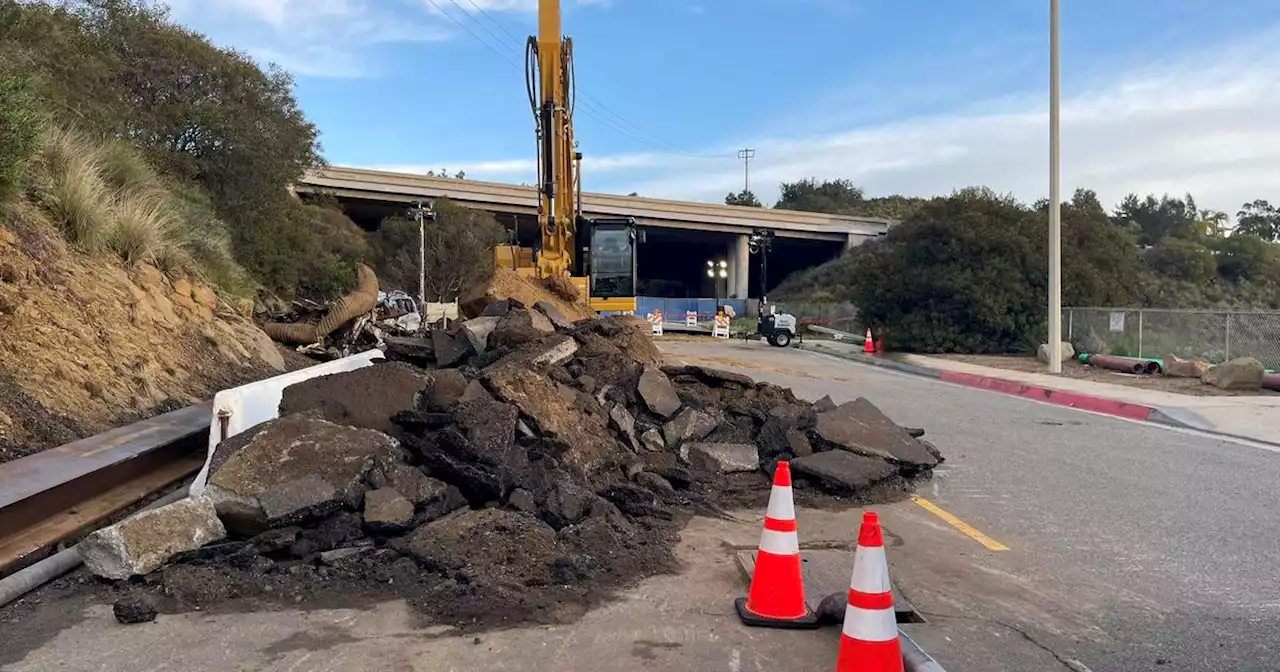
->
[771,331,792,348]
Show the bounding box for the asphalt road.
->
[663,340,1280,672]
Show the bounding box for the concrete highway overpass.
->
[294,166,893,299]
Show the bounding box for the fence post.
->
[1225,312,1232,361]
[1137,309,1144,359]
[1067,309,1074,341]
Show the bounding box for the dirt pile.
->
[125,305,943,630]
[0,208,288,463]
[460,268,595,322]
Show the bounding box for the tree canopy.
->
[776,183,1280,354]
[725,189,762,207]
[0,0,342,297]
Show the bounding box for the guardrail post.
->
[1137,309,1144,359]
[1225,312,1232,361]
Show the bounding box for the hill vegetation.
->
[773,180,1280,353]
[0,0,366,299]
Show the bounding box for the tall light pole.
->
[1047,0,1063,373]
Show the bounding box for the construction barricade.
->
[686,311,698,327]
[647,309,664,335]
[713,313,731,339]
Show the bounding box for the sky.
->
[163,0,1280,217]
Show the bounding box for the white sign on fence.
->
[1109,311,1126,333]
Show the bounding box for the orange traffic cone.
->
[836,511,903,672]
[736,461,819,628]
[864,328,876,354]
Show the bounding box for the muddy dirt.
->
[278,361,428,438]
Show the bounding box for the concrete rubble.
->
[79,497,226,580]
[81,295,944,630]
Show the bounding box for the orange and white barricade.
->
[647,309,664,335]
[685,310,698,327]
[713,313,731,339]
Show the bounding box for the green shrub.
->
[230,198,372,300]
[369,198,506,300]
[849,188,1047,353]
[1144,238,1217,284]
[0,72,43,200]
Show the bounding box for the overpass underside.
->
[324,193,846,300]
[296,168,890,300]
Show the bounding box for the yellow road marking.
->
[910,496,1010,552]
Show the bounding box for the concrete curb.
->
[799,344,1217,433]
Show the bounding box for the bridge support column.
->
[730,233,750,300]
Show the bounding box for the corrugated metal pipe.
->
[262,264,380,345]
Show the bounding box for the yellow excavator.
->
[493,0,639,314]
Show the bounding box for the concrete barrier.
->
[189,350,386,496]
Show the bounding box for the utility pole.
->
[737,148,755,194]
[1047,0,1063,373]
[407,200,437,312]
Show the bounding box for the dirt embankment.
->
[0,210,289,463]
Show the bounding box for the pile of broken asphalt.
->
[92,301,945,631]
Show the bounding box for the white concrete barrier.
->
[189,349,386,496]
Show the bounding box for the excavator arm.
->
[528,0,577,279]
[493,0,638,313]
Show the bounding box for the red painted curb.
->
[937,370,1158,422]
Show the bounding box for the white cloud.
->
[399,30,1280,218]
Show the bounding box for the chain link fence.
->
[1066,307,1280,369]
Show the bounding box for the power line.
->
[443,0,730,159]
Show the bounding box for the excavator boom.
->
[494,0,638,313]
[534,0,575,279]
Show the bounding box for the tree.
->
[775,178,865,214]
[1143,238,1218,285]
[725,189,762,207]
[1054,188,1144,307]
[1112,193,1200,246]
[1236,200,1280,242]
[369,198,507,300]
[848,187,1047,353]
[230,201,372,299]
[1206,234,1280,285]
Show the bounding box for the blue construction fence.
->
[635,297,750,322]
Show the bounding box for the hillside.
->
[0,202,286,462]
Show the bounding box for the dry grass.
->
[21,128,255,298]
[108,189,178,264]
[27,129,115,250]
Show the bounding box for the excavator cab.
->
[577,216,639,313]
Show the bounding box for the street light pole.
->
[1047,0,1063,373]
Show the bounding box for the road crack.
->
[917,610,1092,671]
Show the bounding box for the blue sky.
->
[166,0,1280,214]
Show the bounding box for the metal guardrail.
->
[1065,307,1280,369]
